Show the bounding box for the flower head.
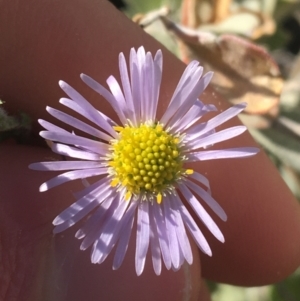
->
[30,47,258,275]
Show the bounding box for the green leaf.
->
[271,269,300,301]
[250,128,300,172]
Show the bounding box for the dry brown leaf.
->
[132,6,170,27]
[180,0,275,39]
[211,0,232,23]
[181,0,232,28]
[160,17,282,117]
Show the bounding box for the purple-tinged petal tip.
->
[39,183,48,192]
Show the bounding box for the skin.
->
[0,0,300,300]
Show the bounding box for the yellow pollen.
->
[110,178,119,187]
[186,169,194,175]
[157,193,162,204]
[109,123,185,202]
[113,126,124,132]
[125,191,132,201]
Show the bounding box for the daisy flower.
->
[29,47,258,276]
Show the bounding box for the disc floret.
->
[109,123,190,203]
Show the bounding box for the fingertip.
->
[200,150,300,285]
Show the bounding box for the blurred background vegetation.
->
[1,0,300,299]
[118,0,300,300]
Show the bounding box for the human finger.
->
[0,142,205,301]
[0,0,299,287]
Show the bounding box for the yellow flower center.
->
[109,123,192,203]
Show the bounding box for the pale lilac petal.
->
[83,197,117,256]
[106,75,132,121]
[73,177,116,239]
[163,196,180,269]
[29,161,104,171]
[188,171,211,194]
[53,179,112,226]
[170,100,216,133]
[150,228,162,275]
[113,201,138,270]
[185,179,227,221]
[91,195,125,263]
[171,264,181,272]
[81,178,91,188]
[40,131,109,155]
[130,48,142,123]
[129,48,141,125]
[78,196,116,250]
[94,194,130,264]
[74,177,112,200]
[106,75,126,107]
[135,201,150,276]
[173,194,212,256]
[149,204,162,275]
[187,126,247,150]
[113,217,135,269]
[187,147,259,162]
[80,74,128,125]
[141,52,153,121]
[51,143,100,161]
[59,81,117,137]
[38,119,69,133]
[165,60,199,106]
[160,63,203,125]
[139,51,148,122]
[59,98,118,135]
[39,168,108,192]
[178,183,224,242]
[54,200,100,230]
[96,111,117,127]
[136,46,146,66]
[133,48,147,126]
[119,52,136,125]
[153,201,172,270]
[46,106,112,141]
[167,72,213,128]
[169,194,193,264]
[184,128,216,147]
[150,50,163,120]
[177,242,185,267]
[186,103,247,139]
